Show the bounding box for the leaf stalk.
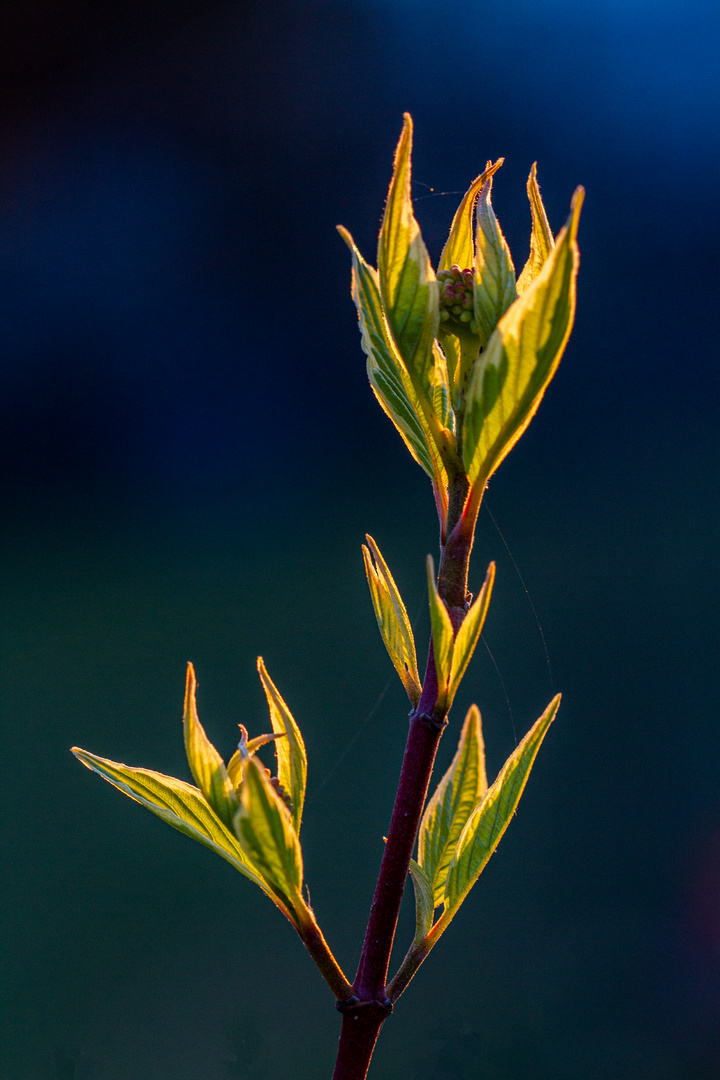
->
[295,901,354,1002]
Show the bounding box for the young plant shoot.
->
[73,114,583,1080]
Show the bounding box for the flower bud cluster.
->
[438,265,478,334]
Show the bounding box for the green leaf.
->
[338,226,436,479]
[70,747,279,900]
[431,340,454,434]
[408,858,435,944]
[363,535,422,705]
[234,754,304,909]
[257,658,307,835]
[462,187,584,487]
[516,163,555,295]
[446,563,495,707]
[473,170,518,347]
[443,694,561,915]
[338,227,452,530]
[182,662,239,829]
[418,705,487,906]
[378,114,439,391]
[426,555,454,708]
[438,159,504,274]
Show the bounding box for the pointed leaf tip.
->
[438,158,504,275]
[473,172,517,347]
[69,746,279,899]
[443,693,560,916]
[378,112,440,417]
[568,186,585,236]
[256,657,307,834]
[363,535,422,705]
[182,662,239,829]
[336,224,353,250]
[517,163,555,295]
[462,183,583,486]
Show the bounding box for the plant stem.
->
[332,1001,390,1080]
[297,902,354,1002]
[331,475,482,1080]
[386,904,452,1004]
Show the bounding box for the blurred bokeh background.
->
[0,0,717,1077]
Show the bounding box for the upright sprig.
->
[72,115,582,1080]
[332,114,582,1079]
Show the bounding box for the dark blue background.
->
[1,1,718,1077]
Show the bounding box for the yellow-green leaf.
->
[338,226,436,479]
[70,747,280,901]
[418,705,487,906]
[462,187,584,487]
[426,554,454,708]
[378,114,439,395]
[408,858,435,944]
[516,163,555,295]
[443,694,560,915]
[234,754,304,909]
[431,340,454,434]
[473,171,517,347]
[257,658,307,835]
[363,535,422,705]
[446,563,495,707]
[182,662,238,829]
[439,159,504,275]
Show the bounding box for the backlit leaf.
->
[426,555,454,707]
[363,535,422,705]
[439,159,504,274]
[338,227,435,478]
[70,747,283,903]
[182,662,238,829]
[463,188,584,487]
[446,563,495,707]
[418,705,487,906]
[443,694,560,915]
[234,754,304,909]
[473,172,517,347]
[257,658,307,835]
[408,858,435,944]
[516,163,555,295]
[431,340,454,433]
[378,114,439,392]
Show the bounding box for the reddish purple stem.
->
[331,480,477,1080]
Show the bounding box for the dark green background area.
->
[0,1,717,1077]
